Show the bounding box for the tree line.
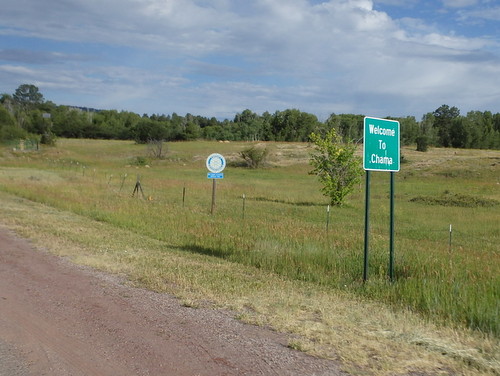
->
[1,84,499,150]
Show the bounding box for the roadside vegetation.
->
[0,139,498,375]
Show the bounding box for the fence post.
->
[242,194,246,219]
[449,224,452,252]
[120,174,128,192]
[326,204,330,232]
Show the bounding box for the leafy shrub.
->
[40,131,57,146]
[239,145,269,168]
[0,125,28,142]
[147,139,167,159]
[132,156,150,166]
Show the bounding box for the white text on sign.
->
[369,123,396,167]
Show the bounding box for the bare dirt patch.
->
[0,226,347,376]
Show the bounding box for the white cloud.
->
[417,33,490,50]
[0,64,38,76]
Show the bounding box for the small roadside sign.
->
[206,153,226,215]
[206,153,226,174]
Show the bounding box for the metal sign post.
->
[363,171,371,282]
[389,171,395,281]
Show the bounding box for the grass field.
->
[0,139,498,375]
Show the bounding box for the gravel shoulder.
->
[0,226,347,376]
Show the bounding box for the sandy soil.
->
[0,226,347,376]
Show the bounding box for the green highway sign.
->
[363,117,400,172]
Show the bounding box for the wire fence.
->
[5,138,39,151]
[18,157,499,254]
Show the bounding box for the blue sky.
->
[1,0,499,121]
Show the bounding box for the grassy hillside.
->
[0,139,498,375]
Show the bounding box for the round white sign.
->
[206,153,226,173]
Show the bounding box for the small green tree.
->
[309,128,363,206]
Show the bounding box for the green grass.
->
[0,139,499,338]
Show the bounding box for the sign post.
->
[363,117,400,281]
[206,153,226,215]
[363,171,371,282]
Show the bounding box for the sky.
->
[1,0,499,121]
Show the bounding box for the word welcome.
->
[368,124,396,137]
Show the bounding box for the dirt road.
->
[0,226,347,375]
